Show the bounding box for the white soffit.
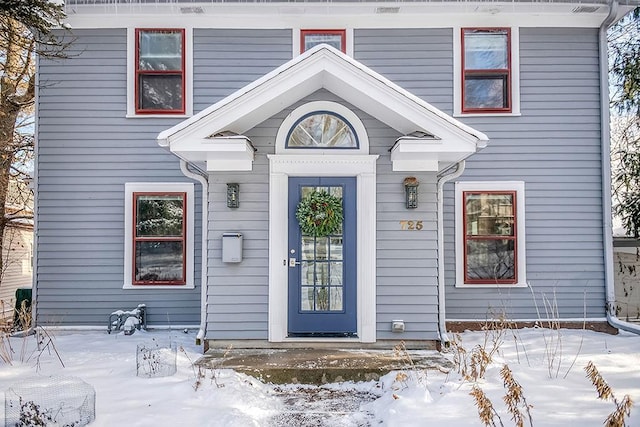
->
[158,44,489,169]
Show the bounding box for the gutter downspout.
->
[436,161,466,345]
[600,1,640,334]
[179,160,210,345]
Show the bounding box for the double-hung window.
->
[456,28,520,115]
[124,183,194,288]
[135,29,185,114]
[300,29,346,53]
[455,181,526,287]
[461,28,511,113]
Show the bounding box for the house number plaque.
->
[400,220,423,230]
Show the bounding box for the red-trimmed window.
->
[463,191,517,284]
[461,28,511,113]
[135,29,185,114]
[301,29,346,53]
[132,192,186,285]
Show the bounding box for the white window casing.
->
[454,181,527,287]
[126,27,193,118]
[453,27,521,117]
[123,182,195,289]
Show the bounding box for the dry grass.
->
[585,361,634,427]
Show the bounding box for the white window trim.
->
[275,101,368,154]
[126,27,193,118]
[454,181,527,288]
[293,28,354,57]
[453,27,521,117]
[123,182,195,289]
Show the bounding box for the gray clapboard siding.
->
[354,28,453,113]
[355,30,450,340]
[36,29,202,327]
[444,27,606,321]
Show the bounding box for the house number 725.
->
[400,220,423,231]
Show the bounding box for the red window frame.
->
[461,28,511,114]
[135,28,186,115]
[301,29,346,53]
[462,190,518,285]
[132,191,187,285]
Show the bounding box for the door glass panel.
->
[315,237,328,260]
[301,237,315,260]
[298,184,345,312]
[315,262,329,286]
[330,287,343,311]
[329,262,343,286]
[315,287,330,310]
[301,287,314,311]
[329,237,343,260]
[301,261,314,286]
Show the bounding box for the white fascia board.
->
[64,3,629,29]
[158,46,327,146]
[160,45,488,152]
[317,49,489,143]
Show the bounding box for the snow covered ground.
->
[0,327,638,426]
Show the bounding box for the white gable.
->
[158,44,489,172]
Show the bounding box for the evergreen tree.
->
[610,8,640,237]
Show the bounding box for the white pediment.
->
[158,44,489,172]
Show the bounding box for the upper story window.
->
[124,183,195,289]
[135,29,185,114]
[286,112,358,149]
[461,28,511,113]
[455,181,527,287]
[454,28,519,116]
[301,29,346,53]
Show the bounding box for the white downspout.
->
[600,1,640,334]
[436,161,466,345]
[179,160,210,345]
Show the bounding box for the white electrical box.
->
[222,233,243,263]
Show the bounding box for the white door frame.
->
[267,154,378,342]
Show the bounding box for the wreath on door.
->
[295,190,344,237]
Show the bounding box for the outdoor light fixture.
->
[404,177,419,209]
[226,183,239,208]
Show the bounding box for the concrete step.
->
[195,348,453,385]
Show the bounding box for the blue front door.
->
[288,177,357,337]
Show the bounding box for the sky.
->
[0,327,638,426]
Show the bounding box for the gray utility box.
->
[222,233,243,263]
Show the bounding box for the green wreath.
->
[296,190,344,237]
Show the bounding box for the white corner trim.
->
[454,181,527,288]
[453,27,521,117]
[123,182,195,289]
[126,27,193,118]
[267,154,378,343]
[275,101,369,155]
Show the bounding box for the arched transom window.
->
[286,111,358,149]
[275,101,369,155]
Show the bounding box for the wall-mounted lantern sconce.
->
[403,177,419,209]
[226,183,239,208]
